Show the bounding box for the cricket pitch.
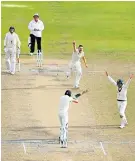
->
[1,58,135,161]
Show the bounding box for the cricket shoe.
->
[66,75,70,80]
[119,125,125,129]
[10,72,15,75]
[29,52,33,56]
[74,85,79,89]
[62,141,68,148]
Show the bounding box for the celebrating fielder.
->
[4,26,21,75]
[58,89,88,148]
[105,71,133,129]
[66,41,88,89]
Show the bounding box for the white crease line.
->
[22,142,27,154]
[100,142,107,156]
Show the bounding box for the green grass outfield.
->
[1,1,135,61]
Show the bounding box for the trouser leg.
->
[30,34,35,53]
[10,50,16,74]
[59,115,68,147]
[5,50,11,71]
[118,101,127,127]
[59,115,64,141]
[74,64,82,87]
[66,62,73,78]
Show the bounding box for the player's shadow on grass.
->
[1,71,10,75]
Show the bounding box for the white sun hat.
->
[33,13,39,17]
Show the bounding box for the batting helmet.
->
[117,79,124,87]
[65,90,72,97]
[9,26,15,33]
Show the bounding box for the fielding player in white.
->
[58,89,88,148]
[66,41,88,88]
[105,71,133,129]
[4,26,21,75]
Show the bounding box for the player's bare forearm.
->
[129,74,134,79]
[105,71,108,76]
[82,56,88,68]
[73,40,76,52]
[125,74,133,87]
[105,72,117,86]
[73,99,78,103]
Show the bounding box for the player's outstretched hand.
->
[105,71,108,76]
[130,74,134,79]
[73,40,76,45]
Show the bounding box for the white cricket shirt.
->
[28,20,44,37]
[108,76,131,101]
[4,32,21,49]
[58,95,74,115]
[71,49,84,64]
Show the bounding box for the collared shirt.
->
[108,76,131,100]
[28,19,44,37]
[4,32,21,49]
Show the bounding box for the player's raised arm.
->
[125,74,133,88]
[105,71,117,86]
[82,56,88,68]
[72,98,78,103]
[73,40,77,52]
[69,96,78,103]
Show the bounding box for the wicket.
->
[37,52,43,67]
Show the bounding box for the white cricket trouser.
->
[68,61,82,87]
[117,101,127,125]
[5,48,16,74]
[59,114,68,142]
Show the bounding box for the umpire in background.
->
[28,13,44,56]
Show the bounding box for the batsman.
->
[105,71,133,129]
[58,89,88,148]
[4,26,21,74]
